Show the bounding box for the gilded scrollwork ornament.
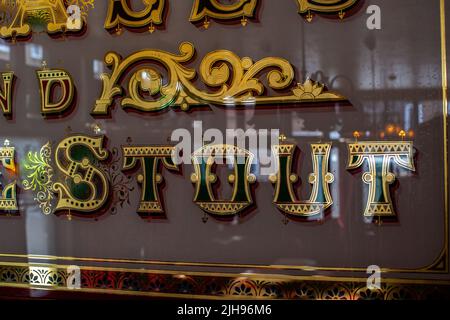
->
[37,67,76,116]
[0,0,87,40]
[0,142,18,213]
[295,0,360,22]
[122,145,179,219]
[190,0,258,28]
[347,141,415,220]
[190,144,256,217]
[0,71,14,117]
[270,141,334,220]
[91,42,346,116]
[52,135,110,218]
[22,142,54,215]
[104,0,166,34]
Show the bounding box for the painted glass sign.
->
[0,0,449,300]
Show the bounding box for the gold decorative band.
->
[0,262,449,299]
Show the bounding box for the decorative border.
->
[0,263,449,300]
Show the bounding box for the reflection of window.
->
[93,59,104,80]
[25,44,43,67]
[0,42,10,61]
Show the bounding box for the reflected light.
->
[0,43,10,61]
[25,43,43,67]
[92,59,104,80]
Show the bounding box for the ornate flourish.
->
[0,1,13,27]
[99,147,134,214]
[91,42,346,116]
[22,142,54,215]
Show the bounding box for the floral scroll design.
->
[0,0,89,40]
[91,42,346,116]
[98,147,134,215]
[22,142,54,215]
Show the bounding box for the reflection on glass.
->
[92,59,104,80]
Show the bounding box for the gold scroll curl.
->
[91,42,346,116]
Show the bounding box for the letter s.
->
[53,135,109,218]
